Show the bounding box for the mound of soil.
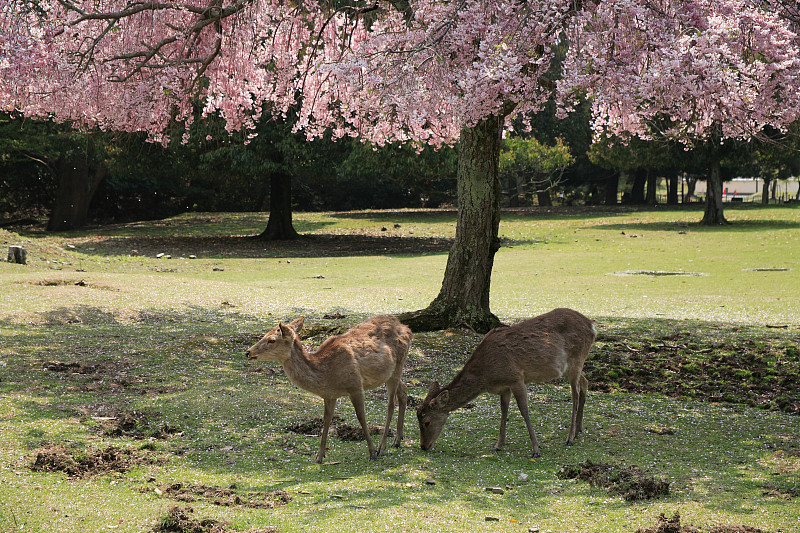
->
[284,417,392,441]
[152,506,279,533]
[31,444,165,478]
[636,512,770,533]
[148,482,291,509]
[98,411,182,440]
[557,460,670,501]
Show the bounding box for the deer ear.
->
[431,390,449,410]
[279,323,294,338]
[288,316,305,332]
[424,381,441,402]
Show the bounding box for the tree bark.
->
[667,173,679,205]
[605,172,619,205]
[762,177,772,205]
[645,171,658,205]
[701,152,728,225]
[399,115,504,333]
[630,169,646,204]
[258,172,299,240]
[47,147,107,231]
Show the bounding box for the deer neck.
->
[281,339,325,390]
[439,371,483,413]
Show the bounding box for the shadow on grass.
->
[2,307,798,526]
[66,233,453,259]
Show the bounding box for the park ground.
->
[0,204,798,532]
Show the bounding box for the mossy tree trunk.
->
[399,115,504,333]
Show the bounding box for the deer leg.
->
[575,373,588,435]
[492,389,511,451]
[511,382,540,458]
[350,391,378,460]
[393,380,408,448]
[378,379,398,457]
[316,397,337,463]
[566,373,583,446]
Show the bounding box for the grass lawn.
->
[0,204,798,533]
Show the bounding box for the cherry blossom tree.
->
[559,0,800,224]
[2,0,799,329]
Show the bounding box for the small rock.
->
[381,227,388,231]
[393,224,401,228]
[485,486,505,495]
[332,494,345,500]
[156,252,165,258]
[485,516,500,522]
[424,478,436,486]
[213,267,224,271]
[518,473,529,482]
[188,255,197,259]
[66,244,76,250]
[528,527,540,533]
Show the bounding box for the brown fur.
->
[247,315,412,463]
[417,308,596,457]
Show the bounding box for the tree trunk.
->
[258,172,299,240]
[47,147,107,231]
[536,189,553,206]
[686,177,697,201]
[645,171,658,205]
[667,173,678,205]
[701,152,728,225]
[762,177,772,205]
[605,172,619,205]
[399,115,503,333]
[630,169,646,204]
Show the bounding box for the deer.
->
[416,308,596,457]
[246,314,412,463]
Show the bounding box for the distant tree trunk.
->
[399,115,503,333]
[536,189,553,206]
[762,177,772,205]
[258,172,299,240]
[646,171,657,205]
[685,177,697,201]
[605,172,619,205]
[630,169,646,204]
[47,146,107,231]
[701,152,727,225]
[667,173,678,205]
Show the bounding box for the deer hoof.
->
[531,451,541,458]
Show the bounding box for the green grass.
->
[1,204,799,532]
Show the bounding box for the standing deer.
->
[417,308,596,457]
[246,315,411,463]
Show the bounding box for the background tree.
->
[499,137,573,207]
[4,0,800,329]
[561,0,800,224]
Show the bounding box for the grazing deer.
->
[417,308,596,457]
[246,315,412,463]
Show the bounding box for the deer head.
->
[416,381,452,450]
[246,316,305,363]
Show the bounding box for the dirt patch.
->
[284,417,392,441]
[147,483,291,509]
[636,512,771,533]
[96,410,182,440]
[586,333,800,415]
[30,444,165,478]
[556,460,670,501]
[152,506,279,533]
